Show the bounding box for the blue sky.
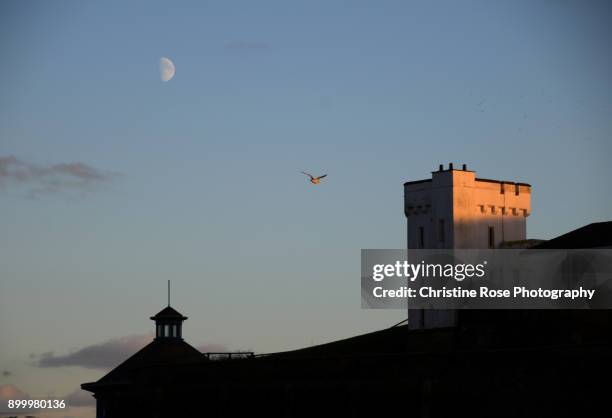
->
[1,1,611,415]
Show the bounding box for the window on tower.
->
[419,227,425,248]
[438,220,445,243]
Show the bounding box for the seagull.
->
[301,171,327,185]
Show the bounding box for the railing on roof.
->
[204,352,254,361]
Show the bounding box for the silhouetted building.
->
[531,221,612,249]
[82,209,612,417]
[82,305,203,417]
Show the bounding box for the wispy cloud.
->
[0,155,116,198]
[35,334,153,369]
[65,388,96,407]
[34,334,227,370]
[0,384,25,399]
[0,384,32,415]
[224,41,269,51]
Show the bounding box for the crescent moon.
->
[160,57,175,82]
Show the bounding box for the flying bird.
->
[301,172,327,185]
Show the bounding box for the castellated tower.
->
[403,164,531,329]
[404,163,531,250]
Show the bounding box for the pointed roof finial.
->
[168,280,170,307]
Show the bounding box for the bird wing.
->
[301,171,315,179]
[316,174,327,180]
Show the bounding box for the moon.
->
[160,57,175,82]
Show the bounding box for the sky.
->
[1,1,611,417]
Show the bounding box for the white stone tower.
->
[403,163,532,328]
